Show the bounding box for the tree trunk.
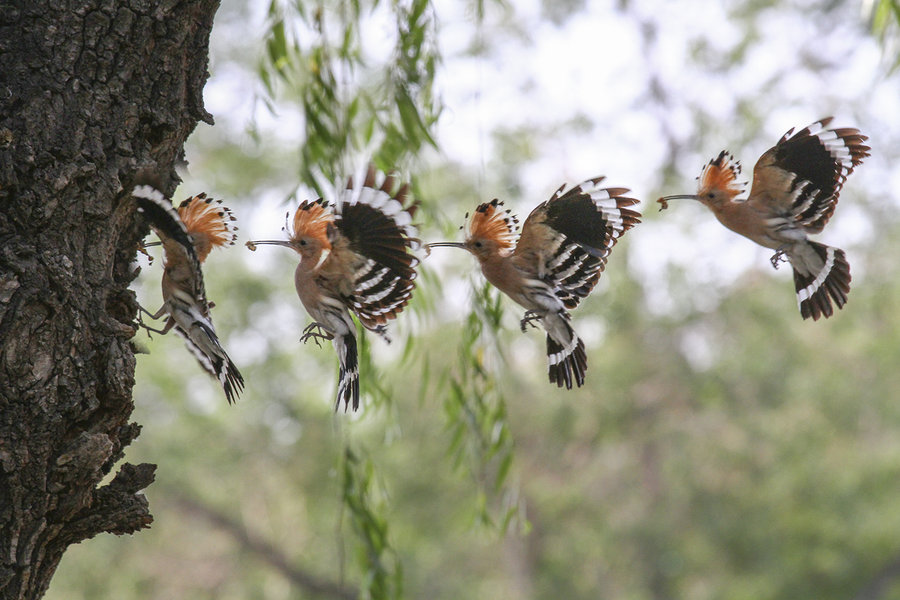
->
[0,1,219,597]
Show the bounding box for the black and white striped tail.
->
[792,241,850,321]
[135,184,243,403]
[334,332,360,411]
[174,316,245,404]
[545,319,587,389]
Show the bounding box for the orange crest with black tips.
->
[290,198,334,249]
[698,151,746,199]
[177,193,238,261]
[466,199,519,252]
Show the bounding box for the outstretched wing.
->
[748,117,869,232]
[134,185,210,315]
[334,166,420,333]
[517,177,640,309]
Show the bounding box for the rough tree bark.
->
[0,1,220,598]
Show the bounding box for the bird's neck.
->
[480,253,530,307]
[191,234,211,262]
[706,197,777,248]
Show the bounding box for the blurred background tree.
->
[47,0,900,599]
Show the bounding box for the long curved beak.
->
[425,242,467,249]
[424,241,467,257]
[657,194,699,211]
[245,239,292,251]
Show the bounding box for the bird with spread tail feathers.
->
[133,185,244,404]
[246,166,420,411]
[428,177,641,389]
[658,117,869,320]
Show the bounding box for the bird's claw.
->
[136,318,168,337]
[135,305,167,338]
[300,322,333,347]
[770,249,788,269]
[136,312,153,339]
[519,311,542,333]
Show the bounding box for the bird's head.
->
[177,193,238,262]
[427,199,518,262]
[246,198,333,269]
[658,151,746,210]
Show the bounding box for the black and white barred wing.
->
[520,177,640,309]
[335,168,420,337]
[750,117,869,233]
[133,184,209,314]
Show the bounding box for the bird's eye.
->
[473,241,483,248]
[299,239,307,246]
[707,192,715,199]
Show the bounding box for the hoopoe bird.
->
[428,177,640,389]
[659,117,869,320]
[246,167,420,411]
[133,185,245,404]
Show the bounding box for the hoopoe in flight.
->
[659,117,869,320]
[428,177,640,389]
[133,186,245,404]
[246,166,420,411]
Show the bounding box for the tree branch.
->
[170,492,356,600]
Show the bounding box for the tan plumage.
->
[429,176,640,389]
[247,166,420,411]
[659,117,870,320]
[133,185,244,404]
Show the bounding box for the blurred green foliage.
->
[259,0,439,190]
[51,224,900,599]
[872,0,900,70]
[45,0,900,599]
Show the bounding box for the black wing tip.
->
[340,192,420,326]
[352,261,418,327]
[545,193,640,251]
